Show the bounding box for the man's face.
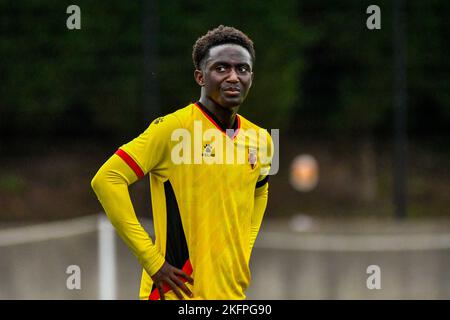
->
[195,44,253,108]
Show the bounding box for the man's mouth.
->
[222,87,241,96]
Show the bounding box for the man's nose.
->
[226,69,239,82]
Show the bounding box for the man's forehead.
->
[206,44,252,65]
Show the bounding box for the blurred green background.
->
[0,0,449,222]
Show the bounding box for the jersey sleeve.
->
[250,130,273,251]
[256,130,273,189]
[91,155,165,276]
[250,181,269,251]
[117,114,181,180]
[91,113,183,277]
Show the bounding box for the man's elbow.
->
[91,169,104,194]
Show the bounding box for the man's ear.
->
[194,69,205,86]
[248,71,254,89]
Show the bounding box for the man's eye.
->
[216,66,226,72]
[238,66,249,73]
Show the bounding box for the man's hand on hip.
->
[151,261,194,300]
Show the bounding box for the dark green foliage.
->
[0,0,448,139]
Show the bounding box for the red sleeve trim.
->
[115,149,144,179]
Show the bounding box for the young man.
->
[91,25,273,300]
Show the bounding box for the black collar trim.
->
[195,101,238,133]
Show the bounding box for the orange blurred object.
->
[290,154,319,192]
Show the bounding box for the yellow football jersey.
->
[93,102,272,300]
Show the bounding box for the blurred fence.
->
[0,214,449,299]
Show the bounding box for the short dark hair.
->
[192,25,255,70]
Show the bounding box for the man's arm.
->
[250,129,272,252]
[91,154,193,299]
[250,180,269,252]
[91,154,165,275]
[91,113,194,299]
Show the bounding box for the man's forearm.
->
[91,154,165,276]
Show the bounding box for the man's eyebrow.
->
[210,61,251,67]
[210,61,231,66]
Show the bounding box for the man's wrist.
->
[142,253,166,276]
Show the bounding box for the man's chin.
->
[220,97,243,109]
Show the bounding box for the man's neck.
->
[198,97,239,129]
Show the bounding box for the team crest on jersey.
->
[202,144,215,157]
[248,147,257,169]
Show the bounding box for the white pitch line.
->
[0,215,99,247]
[1,215,450,252]
[257,231,450,252]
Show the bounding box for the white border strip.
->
[0,215,98,247]
[258,231,450,252]
[1,215,450,252]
